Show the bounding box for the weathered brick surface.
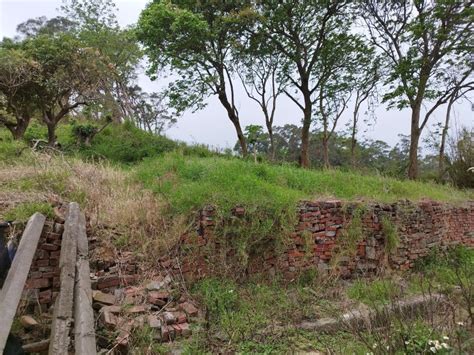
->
[23,219,65,308]
[166,200,474,280]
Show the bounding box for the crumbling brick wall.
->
[23,218,64,310]
[170,200,474,281]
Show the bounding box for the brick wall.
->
[23,219,64,310]
[168,200,474,281]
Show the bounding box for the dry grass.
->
[0,152,185,262]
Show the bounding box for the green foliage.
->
[381,216,399,254]
[0,129,28,163]
[413,246,474,291]
[3,202,54,221]
[77,121,177,163]
[347,279,399,305]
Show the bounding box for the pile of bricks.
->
[93,273,198,351]
[164,199,474,281]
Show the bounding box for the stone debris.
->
[92,290,116,305]
[16,216,199,353]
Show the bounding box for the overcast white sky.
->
[1,0,472,151]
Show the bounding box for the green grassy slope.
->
[136,151,472,215]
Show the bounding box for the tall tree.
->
[315,34,370,168]
[0,48,39,139]
[438,68,473,180]
[61,0,142,123]
[256,0,352,167]
[23,33,114,145]
[237,41,284,160]
[362,0,473,179]
[349,52,380,167]
[136,0,255,156]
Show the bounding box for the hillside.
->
[1,126,473,353]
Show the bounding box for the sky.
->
[0,0,472,151]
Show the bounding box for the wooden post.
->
[74,210,97,354]
[0,213,46,353]
[49,203,79,354]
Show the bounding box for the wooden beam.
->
[74,210,97,354]
[49,203,79,355]
[0,213,46,353]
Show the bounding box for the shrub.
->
[79,121,177,163]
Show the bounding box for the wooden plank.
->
[0,213,46,353]
[74,210,97,354]
[49,203,79,355]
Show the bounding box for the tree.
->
[237,39,284,160]
[362,0,473,179]
[256,0,352,167]
[61,0,142,123]
[314,34,369,168]
[0,48,39,139]
[349,52,380,168]
[438,67,473,180]
[136,0,255,156]
[244,124,265,162]
[446,127,474,188]
[127,86,177,134]
[23,33,114,145]
[16,16,76,38]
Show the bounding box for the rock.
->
[179,302,198,317]
[93,290,116,305]
[20,315,39,329]
[148,315,162,329]
[162,311,176,325]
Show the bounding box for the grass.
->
[347,279,400,305]
[135,151,472,216]
[3,201,54,221]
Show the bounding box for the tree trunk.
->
[269,129,275,161]
[217,91,248,157]
[322,137,330,169]
[438,97,454,181]
[300,92,312,168]
[407,104,422,180]
[46,122,56,146]
[350,110,357,168]
[3,117,30,140]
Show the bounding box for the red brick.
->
[41,243,59,251]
